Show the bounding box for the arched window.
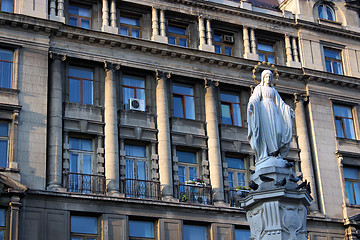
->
[318,3,335,21]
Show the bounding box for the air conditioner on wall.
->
[223,35,234,43]
[129,98,145,111]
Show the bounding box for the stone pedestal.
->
[241,165,312,240]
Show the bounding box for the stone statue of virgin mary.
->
[247,70,294,169]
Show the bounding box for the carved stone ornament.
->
[104,61,120,71]
[204,77,219,88]
[155,69,171,80]
[49,51,66,61]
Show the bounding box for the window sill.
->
[170,117,204,124]
[0,87,19,95]
[346,203,360,209]
[0,167,20,173]
[65,101,102,109]
[336,137,360,147]
[318,18,342,27]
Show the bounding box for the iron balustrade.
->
[122,178,161,200]
[225,187,249,207]
[64,172,106,194]
[176,183,213,205]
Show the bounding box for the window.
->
[214,33,234,56]
[172,83,195,120]
[333,105,356,139]
[69,66,94,105]
[129,220,154,239]
[68,138,93,192]
[69,5,91,29]
[344,167,360,205]
[168,25,188,47]
[177,151,197,183]
[0,0,13,12]
[0,49,13,89]
[324,48,343,75]
[0,122,9,168]
[71,216,98,240]
[183,225,207,240]
[220,91,242,126]
[125,145,147,181]
[122,75,145,110]
[318,3,335,21]
[120,15,141,38]
[226,157,246,188]
[235,229,251,240]
[258,42,276,64]
[0,209,5,240]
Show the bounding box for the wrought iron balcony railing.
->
[121,178,161,200]
[175,183,213,205]
[225,188,249,207]
[63,172,106,194]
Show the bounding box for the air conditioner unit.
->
[223,35,234,44]
[129,98,145,111]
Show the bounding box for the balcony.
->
[225,188,249,207]
[63,172,106,194]
[121,178,161,200]
[175,183,213,205]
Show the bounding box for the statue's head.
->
[260,70,273,87]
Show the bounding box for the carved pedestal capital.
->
[155,69,171,80]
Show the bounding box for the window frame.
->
[220,91,242,127]
[121,74,146,110]
[119,13,142,38]
[225,156,248,188]
[68,137,94,175]
[68,4,92,29]
[257,41,276,64]
[70,215,99,240]
[0,0,14,13]
[317,3,335,21]
[128,219,155,240]
[0,48,14,89]
[167,24,189,47]
[323,47,343,75]
[343,166,360,205]
[68,65,94,105]
[333,104,356,140]
[177,150,198,183]
[124,144,148,180]
[172,82,195,120]
[183,224,208,240]
[0,121,10,168]
[213,32,234,56]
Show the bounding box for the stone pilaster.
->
[47,52,66,191]
[49,0,65,22]
[110,0,116,27]
[9,196,21,240]
[245,28,258,61]
[206,19,213,46]
[204,78,225,204]
[294,94,318,212]
[285,36,301,68]
[285,35,293,63]
[155,70,174,200]
[199,17,214,52]
[160,10,166,37]
[104,61,121,196]
[292,37,300,63]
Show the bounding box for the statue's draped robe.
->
[247,85,293,162]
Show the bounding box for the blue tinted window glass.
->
[344,168,359,180]
[83,80,93,105]
[81,19,90,29]
[318,5,324,19]
[258,43,274,52]
[132,29,141,38]
[221,104,231,125]
[173,96,184,118]
[0,123,8,137]
[0,209,5,227]
[179,166,185,183]
[69,5,90,17]
[71,216,97,234]
[233,104,242,127]
[324,48,341,60]
[225,47,232,56]
[215,45,221,54]
[325,59,333,73]
[1,0,13,12]
[184,225,207,240]
[184,96,195,120]
[226,157,244,169]
[325,6,334,21]
[168,36,176,45]
[179,38,187,47]
[125,145,146,158]
[177,151,197,164]
[69,17,77,27]
[189,167,197,180]
[69,78,81,103]
[0,49,13,62]
[346,181,355,204]
[258,53,265,62]
[235,229,251,240]
[69,138,92,151]
[221,92,239,103]
[0,140,7,168]
[0,49,13,89]
[214,34,222,42]
[129,221,154,238]
[173,83,193,95]
[120,27,129,36]
[168,26,187,35]
[267,54,275,64]
[120,16,140,26]
[69,66,93,79]
[122,75,145,88]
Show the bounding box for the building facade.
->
[0,0,360,239]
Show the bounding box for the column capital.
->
[49,51,66,61]
[204,77,219,88]
[294,93,308,103]
[9,196,22,210]
[155,69,171,80]
[104,61,120,71]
